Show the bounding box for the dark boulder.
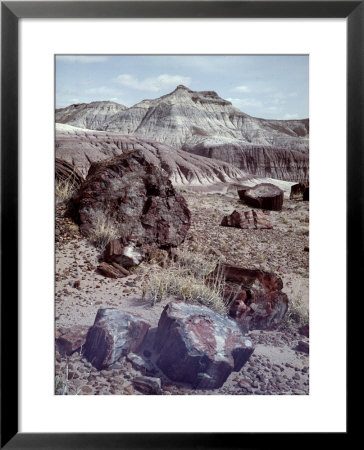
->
[154,301,254,389]
[237,186,251,201]
[207,263,288,332]
[244,183,284,211]
[220,209,272,229]
[84,308,151,369]
[303,186,309,201]
[290,182,308,200]
[73,151,191,249]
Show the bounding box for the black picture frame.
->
[1,1,357,448]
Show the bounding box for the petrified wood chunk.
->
[97,261,129,278]
[84,308,151,369]
[154,301,254,389]
[303,186,309,201]
[73,151,191,248]
[207,263,288,332]
[244,183,284,211]
[290,182,308,200]
[237,186,251,201]
[104,240,145,268]
[220,210,272,229]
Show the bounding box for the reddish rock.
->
[97,261,128,278]
[220,209,272,229]
[154,301,254,389]
[244,183,284,211]
[55,325,90,355]
[207,263,288,332]
[84,308,151,369]
[73,151,191,248]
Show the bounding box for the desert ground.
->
[55,182,309,396]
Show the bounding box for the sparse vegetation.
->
[282,292,309,326]
[141,248,227,315]
[55,178,77,204]
[87,208,119,250]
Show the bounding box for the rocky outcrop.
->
[84,308,151,369]
[154,301,254,389]
[220,210,272,229]
[290,181,309,200]
[56,101,127,130]
[243,183,284,211]
[73,151,191,249]
[56,123,248,185]
[56,85,309,181]
[185,143,309,182]
[207,264,288,332]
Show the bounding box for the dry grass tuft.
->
[141,248,227,315]
[55,178,77,204]
[282,292,309,327]
[87,209,119,250]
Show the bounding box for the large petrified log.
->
[55,158,84,188]
[84,308,151,369]
[244,183,284,211]
[207,263,288,332]
[220,210,272,229]
[73,150,191,249]
[154,301,254,389]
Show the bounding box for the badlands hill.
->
[56,85,309,181]
[56,123,247,186]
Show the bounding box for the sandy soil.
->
[55,184,309,396]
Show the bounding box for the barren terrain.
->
[55,185,309,395]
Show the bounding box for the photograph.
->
[54,54,310,396]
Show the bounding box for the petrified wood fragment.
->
[84,308,151,369]
[220,210,272,229]
[244,183,284,211]
[207,263,288,332]
[154,301,254,389]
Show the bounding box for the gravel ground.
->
[55,186,309,395]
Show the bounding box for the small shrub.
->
[142,248,227,315]
[282,292,309,327]
[55,178,77,204]
[87,209,119,250]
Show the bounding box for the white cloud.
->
[227,98,263,110]
[57,55,109,64]
[113,74,192,92]
[232,85,251,93]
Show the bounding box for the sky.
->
[56,55,308,120]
